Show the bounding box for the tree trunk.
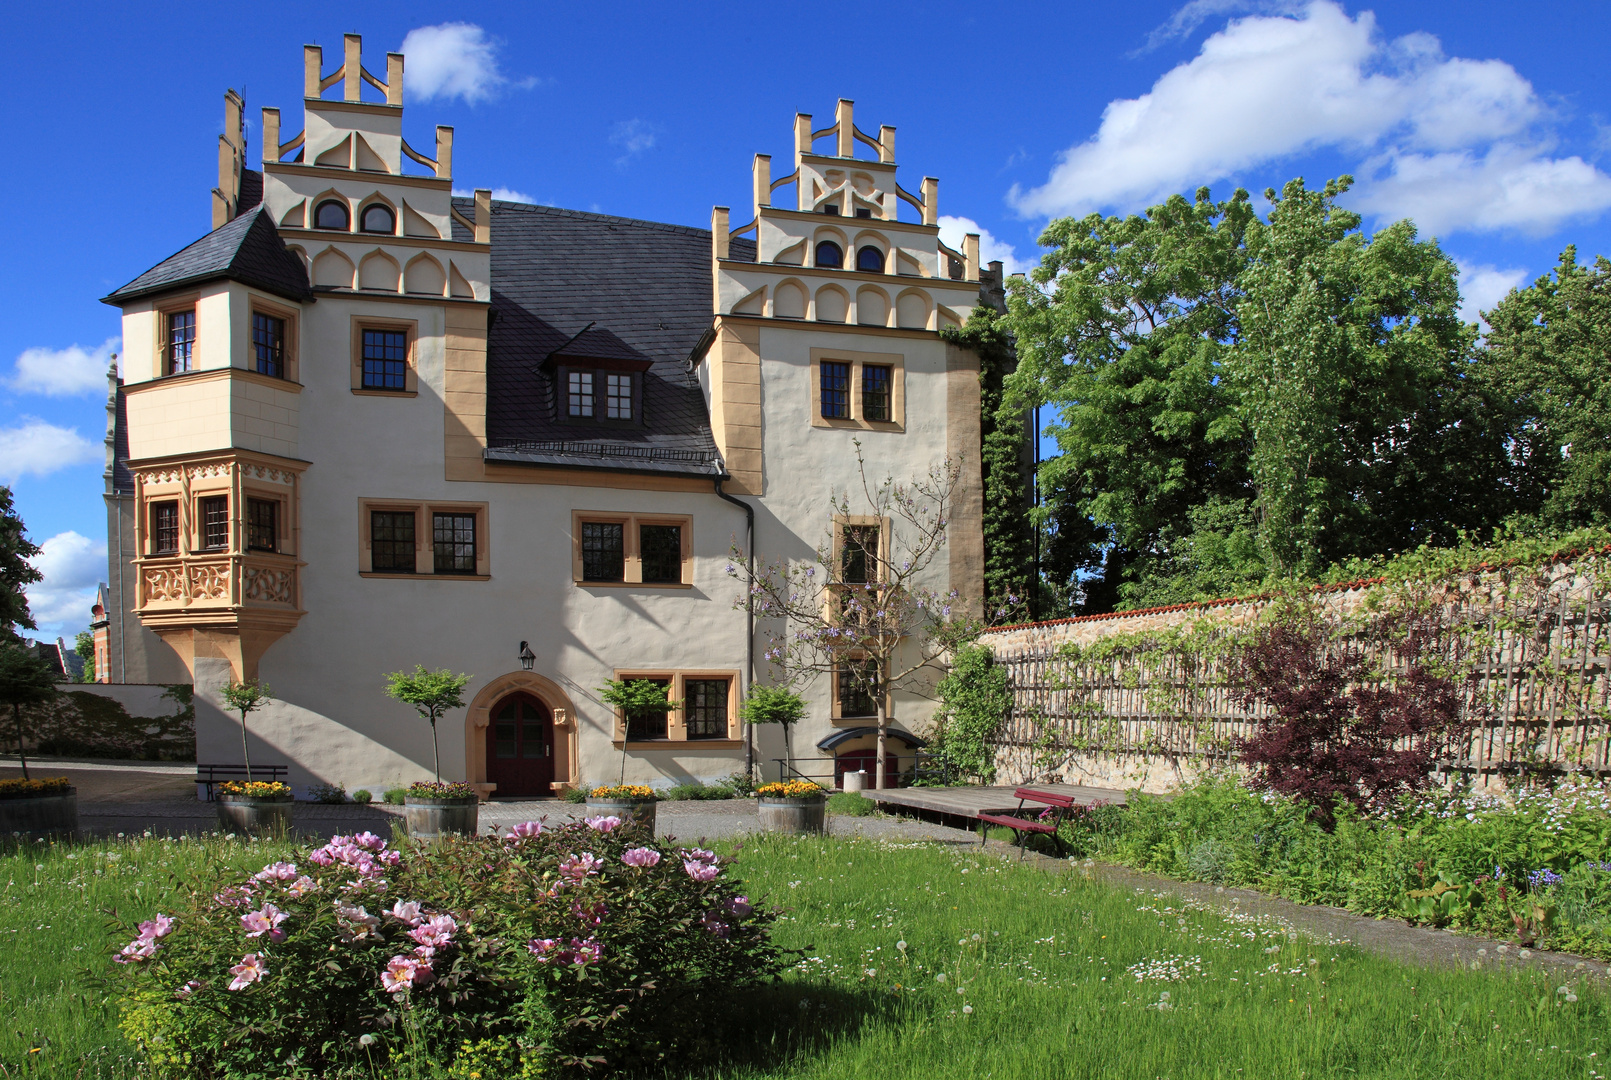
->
[13,702,28,781]
[782,722,794,782]
[240,709,253,782]
[430,715,441,782]
[875,657,888,790]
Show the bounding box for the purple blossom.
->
[559,852,603,882]
[502,821,544,841]
[584,815,623,833]
[701,910,730,938]
[724,895,753,917]
[684,859,721,883]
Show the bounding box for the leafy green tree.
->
[74,631,95,683]
[599,679,682,785]
[220,679,272,783]
[1482,247,1611,527]
[1005,187,1255,608]
[0,487,42,642]
[929,642,1011,783]
[0,641,58,779]
[384,666,472,783]
[738,683,807,767]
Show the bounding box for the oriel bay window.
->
[611,671,739,745]
[150,501,179,554]
[572,512,691,587]
[360,501,489,577]
[165,310,196,375]
[246,498,278,552]
[252,313,286,378]
[200,496,230,550]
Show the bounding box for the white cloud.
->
[1456,260,1528,328]
[0,419,101,482]
[1011,1,1611,237]
[400,23,515,104]
[1137,0,1297,53]
[937,216,1034,276]
[451,186,542,204]
[8,336,118,396]
[609,119,657,166]
[24,531,104,633]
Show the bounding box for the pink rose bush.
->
[112,822,777,1078]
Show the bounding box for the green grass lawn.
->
[0,832,1606,1079]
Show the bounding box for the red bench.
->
[977,787,1077,859]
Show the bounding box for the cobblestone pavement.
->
[10,758,1607,979]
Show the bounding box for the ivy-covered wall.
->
[5,684,195,761]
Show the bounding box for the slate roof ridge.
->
[452,196,719,240]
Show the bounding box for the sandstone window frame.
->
[359,498,490,579]
[809,348,905,431]
[350,315,419,396]
[609,669,742,748]
[570,511,693,588]
[247,294,300,383]
[153,293,201,378]
[829,654,892,724]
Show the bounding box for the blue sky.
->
[4,0,1609,638]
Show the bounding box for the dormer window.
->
[564,369,636,421]
[315,200,349,231]
[360,204,395,234]
[857,246,885,273]
[816,241,844,269]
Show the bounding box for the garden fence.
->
[981,557,1611,787]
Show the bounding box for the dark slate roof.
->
[467,198,756,478]
[237,168,263,214]
[101,204,312,306]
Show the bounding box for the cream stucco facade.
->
[100,35,994,798]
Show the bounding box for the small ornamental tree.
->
[728,445,1007,789]
[599,679,683,785]
[0,642,59,779]
[1230,600,1476,827]
[384,666,472,783]
[738,684,808,766]
[219,680,272,783]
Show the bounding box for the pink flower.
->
[503,821,545,840]
[621,847,661,868]
[571,900,608,926]
[682,847,717,863]
[387,900,424,927]
[559,853,603,882]
[351,832,386,852]
[115,938,159,963]
[408,914,456,949]
[335,903,380,940]
[724,895,753,917]
[380,955,425,994]
[174,980,201,998]
[526,937,561,960]
[228,953,268,991]
[213,885,256,908]
[584,815,623,833]
[684,860,720,883]
[286,875,319,899]
[570,937,602,965]
[308,848,336,867]
[254,861,298,883]
[241,904,288,940]
[701,910,730,938]
[139,913,177,940]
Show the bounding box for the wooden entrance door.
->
[486,693,554,796]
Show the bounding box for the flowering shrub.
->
[111,820,779,1077]
[405,780,476,800]
[214,780,290,799]
[756,780,827,798]
[589,784,655,799]
[0,776,69,799]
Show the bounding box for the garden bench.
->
[196,764,289,801]
[977,787,1076,860]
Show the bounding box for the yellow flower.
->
[756,780,827,798]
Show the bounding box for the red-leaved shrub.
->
[1231,604,1475,826]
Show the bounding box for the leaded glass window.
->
[371,511,415,573]
[433,512,476,574]
[361,329,407,390]
[639,524,681,584]
[581,522,624,582]
[820,361,850,419]
[686,679,728,739]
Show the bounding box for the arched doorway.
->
[485,692,554,796]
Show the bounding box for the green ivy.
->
[930,643,1012,783]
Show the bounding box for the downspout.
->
[713,476,755,778]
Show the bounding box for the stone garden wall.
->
[3,683,195,761]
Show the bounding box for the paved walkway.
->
[7,758,1606,981]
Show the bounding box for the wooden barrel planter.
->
[216,794,293,835]
[0,786,78,838]
[404,796,479,840]
[757,794,828,834]
[585,797,657,833]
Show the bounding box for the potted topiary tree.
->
[590,679,682,831]
[384,665,477,839]
[216,680,291,834]
[739,683,807,776]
